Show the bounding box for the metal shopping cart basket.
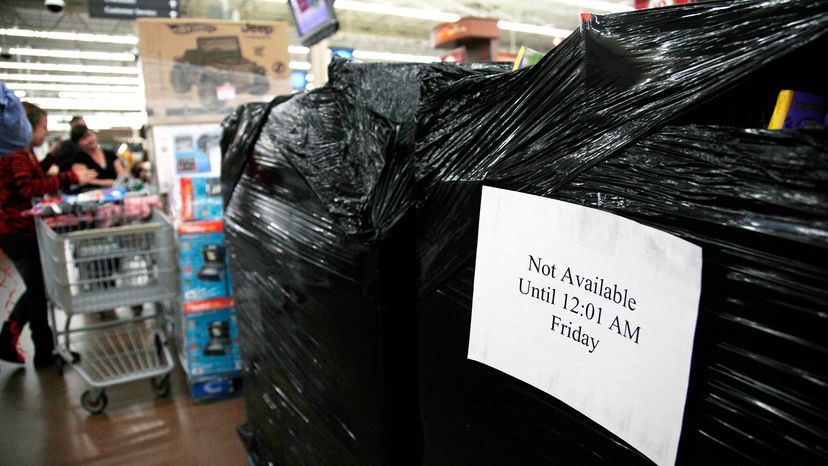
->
[35,197,177,414]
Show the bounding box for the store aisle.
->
[0,321,247,465]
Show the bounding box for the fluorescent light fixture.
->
[0,61,139,74]
[0,73,142,85]
[351,50,440,63]
[9,48,136,62]
[289,61,312,70]
[49,112,148,130]
[263,0,630,35]
[58,91,145,102]
[25,97,145,112]
[14,90,26,98]
[0,28,138,45]
[547,0,634,13]
[289,45,310,54]
[5,83,140,93]
[334,0,461,22]
[498,21,571,38]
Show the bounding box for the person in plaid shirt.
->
[0,102,96,367]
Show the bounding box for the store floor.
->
[0,311,247,466]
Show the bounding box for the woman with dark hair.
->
[69,124,127,190]
[0,102,96,367]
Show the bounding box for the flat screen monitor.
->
[288,0,339,47]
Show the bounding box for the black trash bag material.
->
[220,98,290,206]
[417,125,828,465]
[223,60,450,466]
[415,0,828,295]
[227,58,512,464]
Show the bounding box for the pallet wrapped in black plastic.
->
[222,60,478,465]
[220,99,291,207]
[414,1,828,465]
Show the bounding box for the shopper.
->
[69,124,127,191]
[56,115,85,172]
[0,102,97,367]
[0,81,31,156]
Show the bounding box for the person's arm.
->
[70,163,114,187]
[114,157,128,179]
[10,151,78,198]
[39,137,63,172]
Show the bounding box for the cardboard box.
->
[188,370,243,400]
[148,123,222,195]
[178,220,233,301]
[136,19,291,125]
[180,177,223,221]
[179,297,241,377]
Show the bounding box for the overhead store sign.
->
[469,186,702,466]
[89,0,179,19]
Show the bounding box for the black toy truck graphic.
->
[170,36,269,109]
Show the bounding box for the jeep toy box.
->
[137,19,290,125]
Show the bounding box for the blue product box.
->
[178,221,233,302]
[181,177,223,221]
[189,370,243,401]
[181,298,242,377]
[174,134,212,174]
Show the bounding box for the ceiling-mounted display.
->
[287,0,339,47]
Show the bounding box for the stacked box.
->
[412,2,828,465]
[178,221,233,302]
[179,297,242,377]
[224,59,433,465]
[224,0,828,464]
[176,220,242,399]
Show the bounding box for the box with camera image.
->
[180,177,223,221]
[178,220,233,302]
[178,297,241,377]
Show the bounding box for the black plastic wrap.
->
[415,1,828,464]
[415,0,828,294]
[227,59,512,464]
[220,99,289,206]
[417,125,828,465]
[224,60,440,465]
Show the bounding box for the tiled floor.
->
[0,313,248,466]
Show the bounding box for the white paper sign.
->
[469,186,702,466]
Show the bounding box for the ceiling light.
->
[0,61,139,74]
[5,82,140,93]
[334,0,461,22]
[9,48,136,62]
[48,112,148,130]
[289,61,312,70]
[548,0,634,13]
[497,21,571,38]
[288,45,310,54]
[0,28,138,45]
[351,50,440,63]
[25,97,145,112]
[58,91,145,101]
[0,73,142,85]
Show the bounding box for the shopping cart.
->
[35,195,177,414]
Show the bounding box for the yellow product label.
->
[768,90,794,129]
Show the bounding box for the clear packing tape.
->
[221,0,828,464]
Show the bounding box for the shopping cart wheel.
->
[150,374,172,397]
[81,390,108,414]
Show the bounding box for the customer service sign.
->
[469,186,702,466]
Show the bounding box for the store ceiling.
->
[0,0,633,130]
